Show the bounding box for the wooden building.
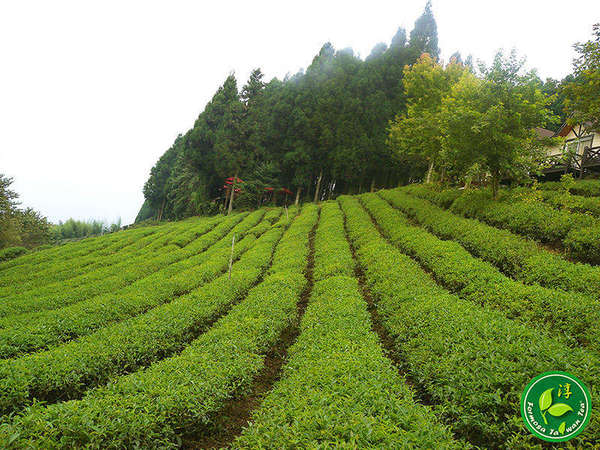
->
[542,122,600,178]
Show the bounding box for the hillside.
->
[0,181,599,448]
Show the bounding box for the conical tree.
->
[409,1,439,59]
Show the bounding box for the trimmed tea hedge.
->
[405,184,600,264]
[0,219,221,317]
[0,206,318,448]
[0,209,288,416]
[541,179,600,197]
[533,189,600,217]
[360,193,600,352]
[0,247,27,263]
[0,220,188,296]
[234,201,461,448]
[312,201,354,281]
[0,220,161,274]
[234,276,463,449]
[0,211,265,357]
[339,194,600,448]
[381,189,600,298]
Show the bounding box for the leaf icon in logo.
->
[559,421,566,434]
[539,388,553,412]
[548,403,573,417]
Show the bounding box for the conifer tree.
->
[409,1,439,59]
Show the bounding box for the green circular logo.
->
[521,371,592,442]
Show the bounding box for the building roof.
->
[556,121,596,137]
[535,127,555,139]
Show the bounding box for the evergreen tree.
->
[409,1,439,59]
[137,15,440,220]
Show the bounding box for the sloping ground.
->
[0,188,598,449]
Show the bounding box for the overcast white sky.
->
[1,1,599,225]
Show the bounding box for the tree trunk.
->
[313,169,323,203]
[158,197,166,221]
[224,188,231,210]
[425,160,434,183]
[295,187,302,206]
[227,172,237,215]
[491,174,500,199]
[370,178,375,192]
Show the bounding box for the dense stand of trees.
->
[389,51,555,198]
[563,23,600,132]
[138,1,598,221]
[137,3,441,221]
[1,174,122,250]
[388,23,600,197]
[0,174,52,249]
[51,218,122,241]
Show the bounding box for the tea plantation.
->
[1,181,599,448]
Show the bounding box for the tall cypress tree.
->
[409,1,440,59]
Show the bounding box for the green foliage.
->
[393,187,600,298]
[338,194,600,448]
[236,197,461,448]
[388,54,466,181]
[533,189,600,217]
[312,201,354,281]
[563,24,600,132]
[559,172,576,194]
[0,205,317,449]
[0,218,221,318]
[441,51,554,196]
[539,75,573,129]
[234,276,462,449]
[408,0,439,59]
[51,217,122,241]
[361,193,600,352]
[0,247,27,263]
[564,226,600,265]
[4,178,600,448]
[541,178,600,197]
[0,212,260,358]
[0,174,52,249]
[449,188,600,263]
[137,4,442,221]
[0,209,285,416]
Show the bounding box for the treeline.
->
[388,23,599,196]
[0,173,122,254]
[0,174,52,250]
[51,218,122,241]
[388,51,555,198]
[137,3,442,221]
[138,1,581,222]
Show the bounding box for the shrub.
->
[382,189,600,297]
[361,193,600,352]
[0,206,317,448]
[0,247,27,262]
[338,194,600,448]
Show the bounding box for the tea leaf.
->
[548,403,573,417]
[539,388,553,411]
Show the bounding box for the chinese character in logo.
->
[558,383,572,399]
